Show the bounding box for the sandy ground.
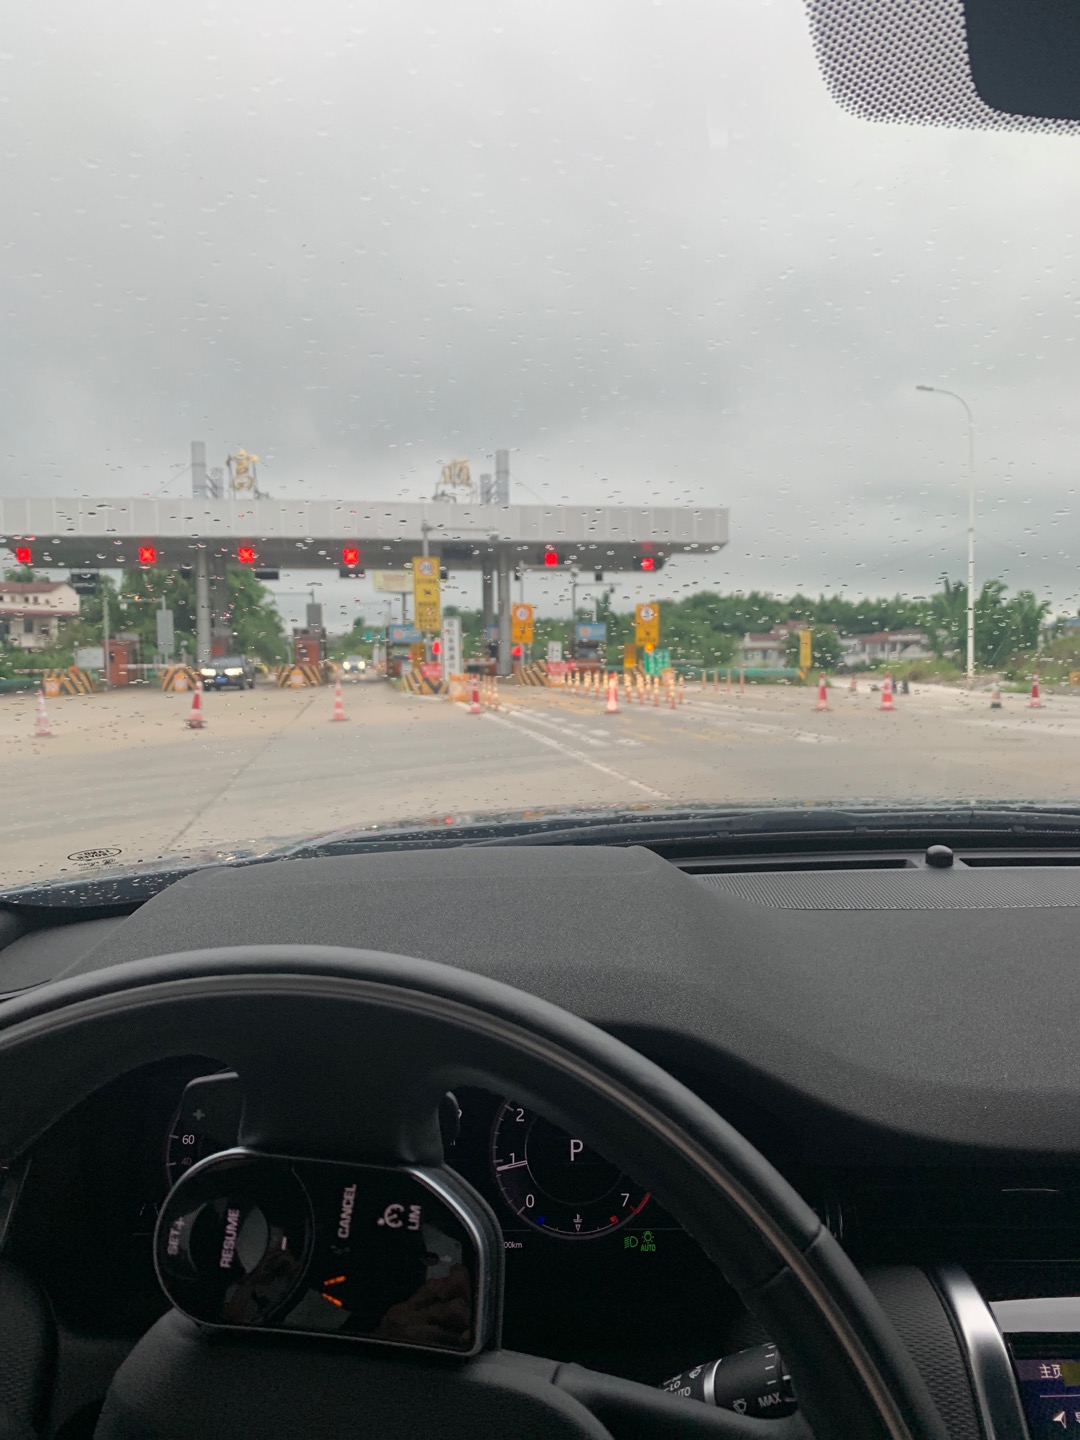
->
[1,674,1077,890]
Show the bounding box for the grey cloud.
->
[3,0,1080,614]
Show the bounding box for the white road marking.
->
[479,711,670,800]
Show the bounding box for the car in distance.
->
[340,656,367,681]
[199,655,256,691]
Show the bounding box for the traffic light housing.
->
[543,549,560,567]
[636,555,664,572]
[237,546,256,565]
[138,546,157,566]
[14,547,32,566]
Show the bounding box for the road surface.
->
[1,677,1076,889]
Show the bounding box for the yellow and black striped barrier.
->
[515,662,550,687]
[400,671,448,697]
[276,663,328,688]
[160,665,200,693]
[43,668,97,696]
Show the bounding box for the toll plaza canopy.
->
[0,495,729,671]
[0,496,728,572]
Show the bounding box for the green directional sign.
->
[642,649,671,676]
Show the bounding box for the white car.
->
[340,656,367,681]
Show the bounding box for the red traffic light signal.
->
[543,549,559,567]
[511,643,523,658]
[138,545,157,566]
[342,546,360,568]
[14,546,32,565]
[431,639,441,657]
[237,546,256,565]
[638,556,656,572]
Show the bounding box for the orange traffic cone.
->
[187,680,205,729]
[815,673,829,711]
[652,675,660,707]
[469,680,481,715]
[1029,675,1043,709]
[606,673,619,714]
[678,674,686,705]
[849,675,857,694]
[880,674,894,712]
[34,688,53,739]
[331,676,347,721]
[990,686,1003,710]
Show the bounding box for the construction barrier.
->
[400,670,448,697]
[43,668,97,696]
[516,661,550,687]
[277,663,328,688]
[160,665,200,694]
[448,674,472,703]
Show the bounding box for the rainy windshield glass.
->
[2,0,1078,889]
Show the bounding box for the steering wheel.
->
[0,946,950,1440]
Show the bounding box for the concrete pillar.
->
[195,549,211,664]
[497,550,512,677]
[482,568,494,634]
[209,557,231,654]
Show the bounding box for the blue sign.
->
[575,623,607,645]
[388,624,421,645]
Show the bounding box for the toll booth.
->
[293,630,326,666]
[573,622,606,670]
[106,636,136,687]
[386,623,422,679]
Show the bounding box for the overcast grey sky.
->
[4,0,1080,627]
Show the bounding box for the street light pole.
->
[916,384,976,687]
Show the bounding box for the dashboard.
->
[9,838,1080,1436]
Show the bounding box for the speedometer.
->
[490,1101,650,1239]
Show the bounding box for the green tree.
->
[117,567,286,663]
[924,577,1049,669]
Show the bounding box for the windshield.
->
[3,0,1078,889]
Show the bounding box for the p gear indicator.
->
[490,1101,650,1240]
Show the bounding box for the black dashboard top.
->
[1,842,1074,1164]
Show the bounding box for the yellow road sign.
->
[412,555,441,633]
[799,629,812,669]
[635,602,660,649]
[623,643,637,669]
[511,602,534,645]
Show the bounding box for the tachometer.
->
[490,1100,650,1239]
